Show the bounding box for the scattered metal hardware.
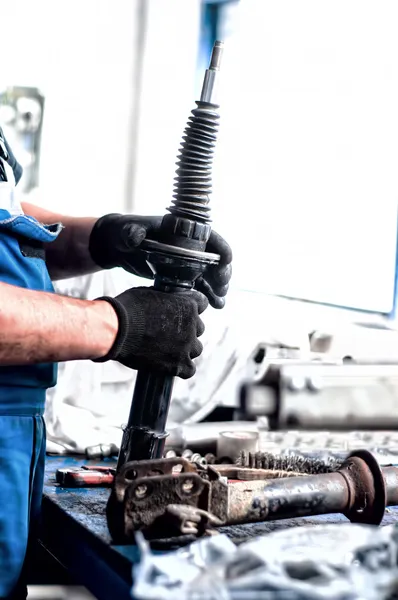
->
[56,465,116,487]
[180,450,209,466]
[217,431,259,463]
[106,449,398,543]
[85,443,119,460]
[205,453,217,465]
[166,421,263,455]
[190,453,208,467]
[238,451,344,475]
[240,363,398,429]
[170,448,219,466]
[116,41,224,469]
[181,449,193,460]
[164,449,178,459]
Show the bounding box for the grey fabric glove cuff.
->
[92,295,146,363]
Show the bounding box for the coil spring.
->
[168,101,220,223]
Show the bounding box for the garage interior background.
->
[1,0,398,454]
[2,0,398,313]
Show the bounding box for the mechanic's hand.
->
[94,287,208,379]
[89,213,232,309]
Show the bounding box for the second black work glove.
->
[95,287,208,380]
[89,213,232,309]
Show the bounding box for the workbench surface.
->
[42,455,398,600]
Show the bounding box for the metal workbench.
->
[41,455,398,600]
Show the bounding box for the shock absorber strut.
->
[116,41,224,469]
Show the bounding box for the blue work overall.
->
[0,182,61,598]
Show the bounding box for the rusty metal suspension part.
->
[106,449,398,543]
[106,457,226,542]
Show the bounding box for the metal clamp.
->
[107,457,227,543]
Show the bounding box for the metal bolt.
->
[181,479,194,494]
[135,484,148,499]
[164,450,177,459]
[191,453,207,466]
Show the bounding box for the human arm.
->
[21,202,99,280]
[0,281,206,378]
[0,280,117,364]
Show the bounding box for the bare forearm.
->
[21,202,99,279]
[0,281,118,365]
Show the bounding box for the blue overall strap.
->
[0,126,23,185]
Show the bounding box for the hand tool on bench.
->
[115,41,225,468]
[56,465,116,487]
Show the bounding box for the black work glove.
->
[95,287,208,380]
[89,214,232,309]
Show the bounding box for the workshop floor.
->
[28,587,95,599]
